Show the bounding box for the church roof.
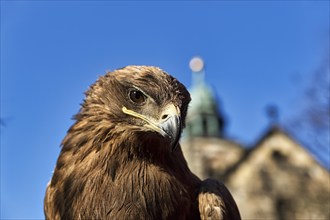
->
[224,124,329,179]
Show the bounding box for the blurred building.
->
[181,57,330,219]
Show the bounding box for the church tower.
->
[181,57,244,179]
[184,57,225,138]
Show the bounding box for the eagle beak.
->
[159,104,182,151]
[122,104,182,151]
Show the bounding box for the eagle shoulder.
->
[198,178,241,220]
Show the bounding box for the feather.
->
[198,179,241,220]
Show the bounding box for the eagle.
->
[44,66,241,220]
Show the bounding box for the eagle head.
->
[79,65,191,152]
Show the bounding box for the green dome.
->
[188,82,217,116]
[184,72,225,138]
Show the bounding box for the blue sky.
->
[1,1,329,219]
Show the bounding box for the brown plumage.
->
[44,66,241,220]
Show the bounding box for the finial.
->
[265,104,279,123]
[189,56,204,73]
[189,56,205,86]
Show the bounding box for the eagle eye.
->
[129,89,146,104]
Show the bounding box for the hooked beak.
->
[159,105,182,151]
[122,104,182,151]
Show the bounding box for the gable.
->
[225,127,330,219]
